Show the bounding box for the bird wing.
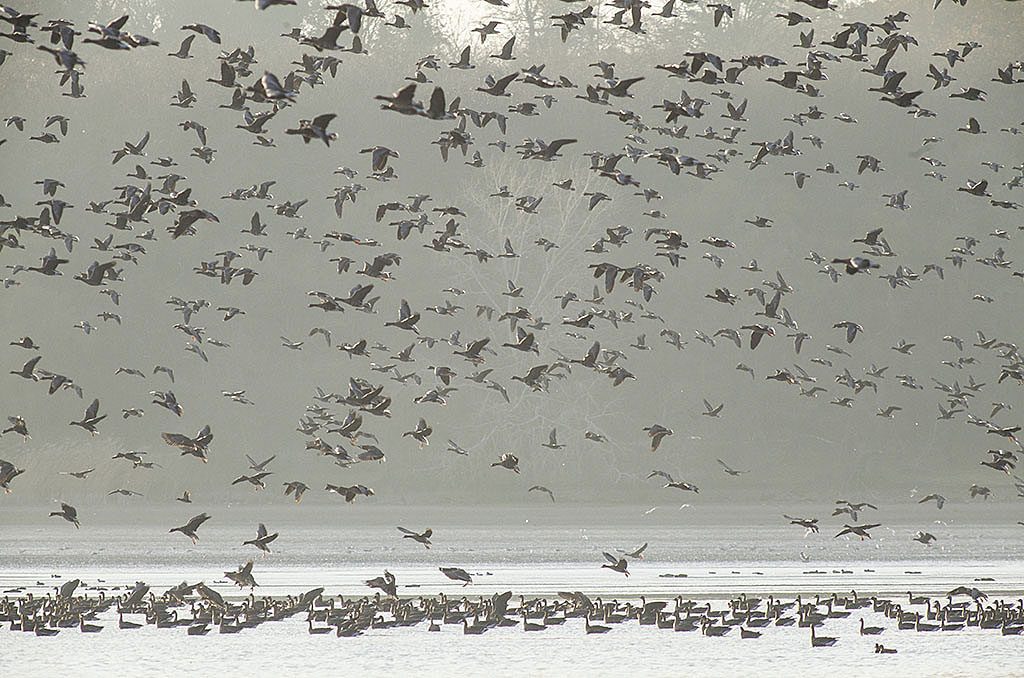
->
[493,71,518,92]
[546,138,577,155]
[311,113,337,130]
[162,432,193,450]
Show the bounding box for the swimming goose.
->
[810,624,837,647]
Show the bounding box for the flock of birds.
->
[2,577,1022,649]
[1,0,1023,640]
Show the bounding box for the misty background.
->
[0,0,1022,516]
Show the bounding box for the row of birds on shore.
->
[2,574,1021,647]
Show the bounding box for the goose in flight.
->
[49,502,80,528]
[834,500,878,522]
[446,440,470,456]
[833,321,864,344]
[108,488,143,497]
[403,417,432,447]
[69,399,105,435]
[243,523,278,553]
[385,299,421,333]
[10,356,42,381]
[397,526,432,548]
[2,416,30,439]
[601,552,629,576]
[0,459,25,493]
[360,145,399,172]
[324,484,374,502]
[366,570,397,597]
[528,485,555,502]
[285,113,338,146]
[653,470,699,492]
[9,336,39,350]
[892,339,915,355]
[60,468,95,479]
[947,586,988,601]
[831,253,881,275]
[162,425,213,462]
[283,481,309,503]
[702,400,724,417]
[375,84,423,115]
[784,514,819,534]
[912,531,936,545]
[170,512,211,544]
[643,424,673,451]
[491,452,520,473]
[969,484,992,500]
[232,472,272,490]
[620,542,648,559]
[246,455,276,472]
[717,459,747,476]
[740,324,775,349]
[225,561,257,589]
[523,138,577,161]
[834,523,882,540]
[476,71,518,96]
[542,428,565,449]
[440,566,473,586]
[490,34,515,60]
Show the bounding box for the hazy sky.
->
[0,0,1022,512]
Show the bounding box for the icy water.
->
[2,506,1022,676]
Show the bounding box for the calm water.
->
[3,507,1022,676]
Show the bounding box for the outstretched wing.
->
[648,469,674,483]
[311,113,336,131]
[162,432,194,450]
